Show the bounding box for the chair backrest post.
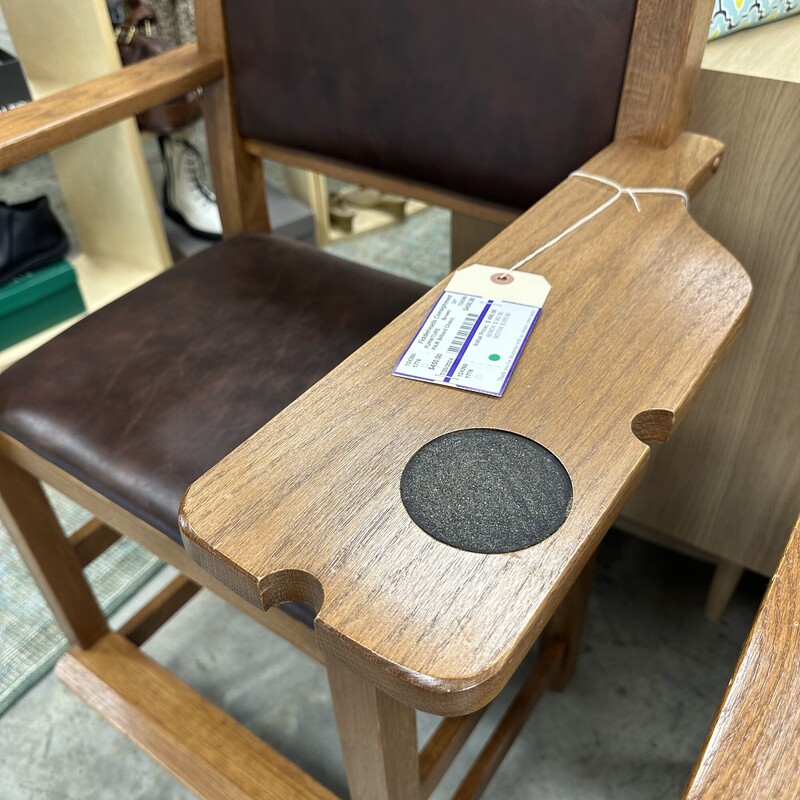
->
[615,0,716,146]
[194,0,270,238]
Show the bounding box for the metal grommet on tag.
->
[491,272,514,284]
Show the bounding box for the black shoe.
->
[0,196,69,284]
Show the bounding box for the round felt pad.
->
[400,428,572,554]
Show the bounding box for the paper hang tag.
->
[447,264,551,306]
[392,264,550,398]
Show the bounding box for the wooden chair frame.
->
[0,1,746,798]
[684,513,800,799]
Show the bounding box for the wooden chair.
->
[0,1,752,798]
[683,512,800,799]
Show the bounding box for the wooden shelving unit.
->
[0,0,171,371]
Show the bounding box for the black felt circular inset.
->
[400,428,573,554]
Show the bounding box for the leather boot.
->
[161,137,223,240]
[0,196,68,285]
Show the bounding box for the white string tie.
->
[508,171,690,273]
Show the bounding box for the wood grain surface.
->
[0,44,222,171]
[452,640,564,800]
[684,515,800,799]
[69,519,121,567]
[57,633,337,800]
[195,0,270,237]
[616,0,715,145]
[328,656,419,800]
[0,457,107,648]
[180,133,750,716]
[419,711,486,799]
[117,574,201,647]
[0,432,323,664]
[624,70,800,576]
[246,140,520,227]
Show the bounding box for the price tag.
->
[393,265,550,397]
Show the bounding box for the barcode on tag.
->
[393,290,541,397]
[448,313,479,353]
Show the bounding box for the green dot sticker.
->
[488,354,501,362]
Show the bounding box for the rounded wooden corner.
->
[313,615,515,717]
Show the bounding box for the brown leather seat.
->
[0,235,425,604]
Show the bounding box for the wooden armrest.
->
[684,513,800,799]
[0,44,223,171]
[180,132,752,716]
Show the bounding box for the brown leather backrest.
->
[225,1,639,211]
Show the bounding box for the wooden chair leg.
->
[0,456,107,648]
[540,550,598,692]
[705,559,744,622]
[327,657,419,800]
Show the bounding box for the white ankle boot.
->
[161,137,222,240]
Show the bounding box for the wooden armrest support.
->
[0,44,223,171]
[180,132,751,716]
[245,139,522,226]
[684,514,800,799]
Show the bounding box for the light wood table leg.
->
[705,560,744,622]
[540,551,598,691]
[450,213,506,270]
[327,657,420,800]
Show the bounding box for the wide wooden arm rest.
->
[684,513,800,799]
[180,132,752,716]
[0,44,223,171]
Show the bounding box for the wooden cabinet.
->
[448,20,800,615]
[622,17,800,606]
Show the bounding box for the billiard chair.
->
[0,1,751,798]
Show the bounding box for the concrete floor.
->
[0,529,762,800]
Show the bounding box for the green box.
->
[0,260,86,351]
